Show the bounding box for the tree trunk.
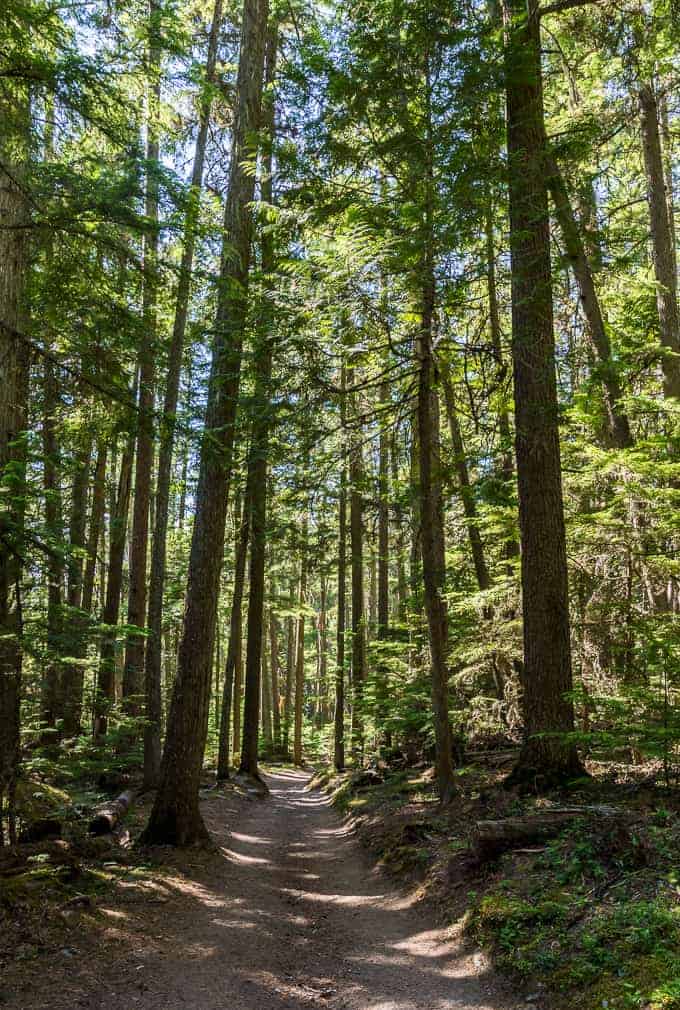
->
[318,575,328,724]
[217,484,251,780]
[503,0,582,787]
[416,55,456,804]
[239,383,273,778]
[389,430,408,621]
[94,438,134,738]
[440,361,491,592]
[40,361,65,729]
[61,429,94,737]
[485,205,519,560]
[269,603,281,752]
[293,519,308,767]
[123,0,161,719]
[349,399,366,764]
[82,442,107,618]
[140,0,270,846]
[89,790,135,836]
[375,378,390,744]
[144,0,224,790]
[283,587,295,758]
[417,289,456,803]
[0,82,30,844]
[545,152,633,449]
[239,24,278,781]
[334,366,347,771]
[638,81,680,400]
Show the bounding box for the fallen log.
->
[474,805,629,861]
[88,789,135,836]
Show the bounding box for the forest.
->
[1,0,679,1007]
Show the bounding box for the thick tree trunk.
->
[417,289,456,803]
[0,84,30,844]
[638,81,680,400]
[123,0,161,719]
[440,362,491,592]
[94,439,134,738]
[144,0,224,790]
[141,0,269,846]
[503,0,582,787]
[416,57,456,804]
[239,25,277,780]
[239,373,273,778]
[545,153,633,449]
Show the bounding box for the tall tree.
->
[123,0,162,718]
[503,0,582,786]
[141,0,270,845]
[0,80,30,844]
[144,0,224,787]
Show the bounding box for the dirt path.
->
[13,770,522,1010]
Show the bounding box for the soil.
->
[5,769,523,1010]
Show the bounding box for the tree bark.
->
[61,428,94,737]
[144,0,224,789]
[282,584,295,758]
[638,81,680,400]
[376,378,390,744]
[389,430,409,621]
[40,360,65,729]
[239,24,278,781]
[416,55,456,804]
[217,484,250,780]
[269,602,281,752]
[475,806,628,860]
[349,398,366,764]
[502,0,582,787]
[88,790,135,836]
[94,437,134,738]
[545,152,633,448]
[141,0,269,846]
[334,366,347,771]
[485,204,519,560]
[440,361,492,592]
[0,82,30,844]
[293,518,308,767]
[123,0,162,719]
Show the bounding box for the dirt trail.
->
[13,770,522,1010]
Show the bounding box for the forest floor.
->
[318,757,680,1010]
[1,767,523,1010]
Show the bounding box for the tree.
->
[141,0,270,845]
[503,0,583,787]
